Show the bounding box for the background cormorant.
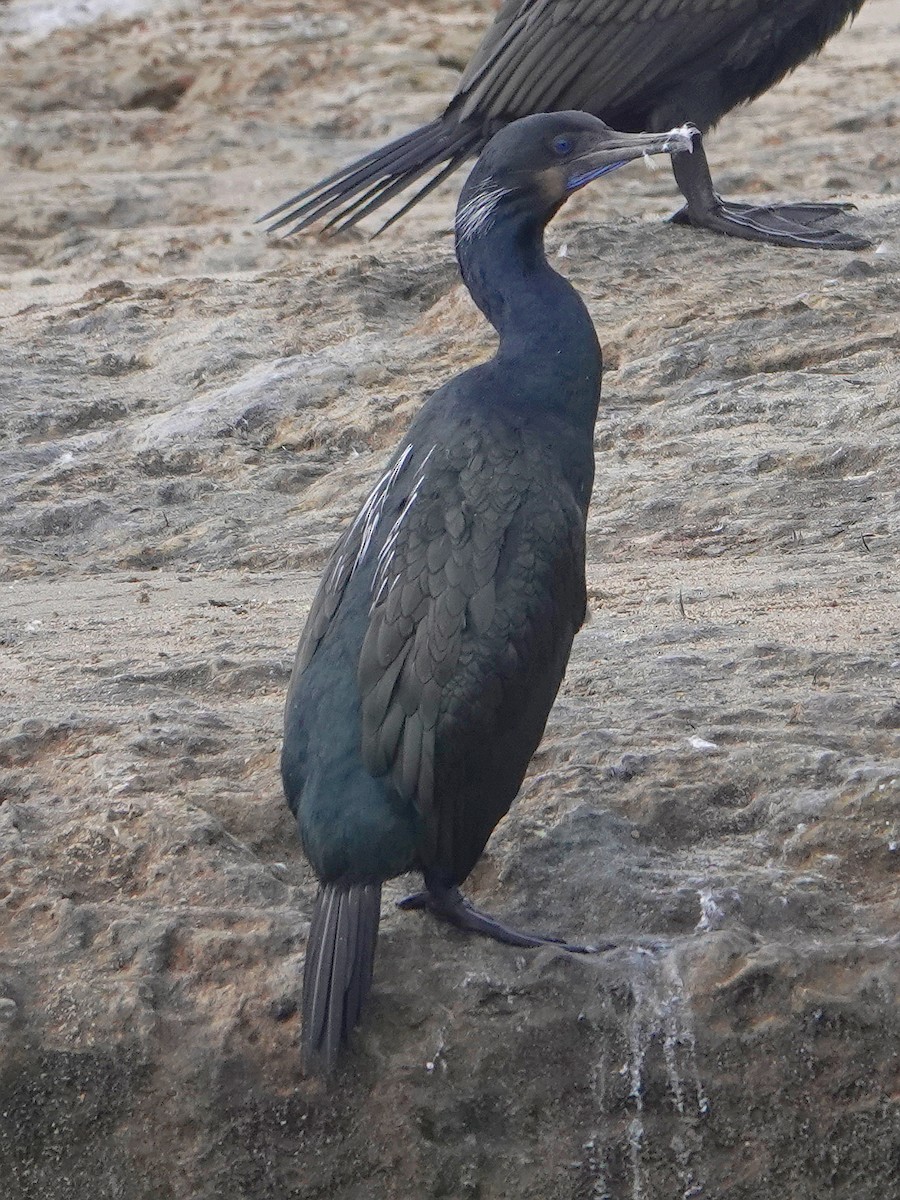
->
[263,0,868,249]
[281,111,694,1074]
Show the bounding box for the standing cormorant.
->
[262,0,868,249]
[282,111,695,1073]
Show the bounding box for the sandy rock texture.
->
[1,0,899,1196]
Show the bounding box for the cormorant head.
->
[456,111,696,245]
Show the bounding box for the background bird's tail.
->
[259,113,485,237]
[301,880,382,1074]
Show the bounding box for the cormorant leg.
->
[397,882,603,953]
[669,136,870,251]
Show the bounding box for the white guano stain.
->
[588,948,709,1200]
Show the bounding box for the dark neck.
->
[456,203,602,428]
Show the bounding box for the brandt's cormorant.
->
[281,111,695,1073]
[262,0,868,249]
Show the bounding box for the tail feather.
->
[376,154,472,233]
[301,881,382,1074]
[259,115,484,237]
[264,120,444,226]
[337,150,474,238]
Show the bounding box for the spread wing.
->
[453,0,821,123]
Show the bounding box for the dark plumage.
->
[262,0,868,249]
[281,111,694,1073]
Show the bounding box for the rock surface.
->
[1,1,899,1197]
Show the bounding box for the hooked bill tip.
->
[662,124,698,154]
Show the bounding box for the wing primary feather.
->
[456,0,548,114]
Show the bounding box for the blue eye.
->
[552,135,573,156]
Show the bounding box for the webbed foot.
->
[669,132,870,250]
[671,196,870,250]
[398,884,605,954]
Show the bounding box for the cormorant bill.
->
[281,111,695,1074]
[260,0,869,250]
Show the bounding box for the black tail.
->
[258,113,486,238]
[301,880,382,1074]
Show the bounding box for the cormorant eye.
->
[551,135,573,156]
